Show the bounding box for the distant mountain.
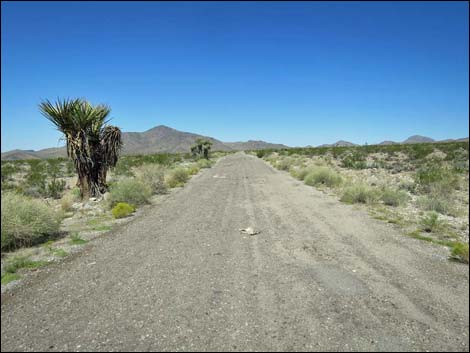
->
[317,140,358,147]
[1,149,42,160]
[378,140,397,145]
[1,125,289,160]
[224,140,288,150]
[402,135,435,144]
[438,137,469,143]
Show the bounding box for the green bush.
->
[197,159,214,169]
[107,178,152,207]
[380,188,409,207]
[274,157,295,171]
[340,150,367,169]
[340,184,380,204]
[46,178,66,199]
[1,192,62,250]
[450,242,469,264]
[420,212,443,233]
[256,150,267,158]
[415,164,460,192]
[134,164,167,194]
[187,164,201,175]
[3,255,48,274]
[289,166,313,181]
[165,168,190,188]
[303,167,342,187]
[112,202,136,219]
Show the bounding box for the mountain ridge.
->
[1,125,288,160]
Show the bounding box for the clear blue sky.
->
[1,1,469,151]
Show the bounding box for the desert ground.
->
[1,153,468,351]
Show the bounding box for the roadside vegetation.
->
[255,141,469,264]
[1,100,224,286]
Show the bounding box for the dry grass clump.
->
[1,192,62,250]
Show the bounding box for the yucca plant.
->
[190,138,213,159]
[39,98,122,199]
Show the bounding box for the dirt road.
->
[1,153,468,351]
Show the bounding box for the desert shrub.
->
[197,159,213,169]
[23,162,47,197]
[417,194,453,215]
[3,255,48,274]
[274,157,295,171]
[257,150,267,158]
[340,150,367,169]
[1,163,19,182]
[46,159,62,178]
[380,188,409,207]
[340,183,380,204]
[450,242,469,264]
[289,166,312,180]
[398,179,416,193]
[420,212,443,233]
[187,164,201,175]
[46,178,66,199]
[65,160,75,176]
[304,167,342,187]
[415,164,460,192]
[112,202,135,219]
[107,178,152,207]
[60,192,75,212]
[71,187,81,199]
[165,168,190,188]
[1,192,62,250]
[134,164,167,195]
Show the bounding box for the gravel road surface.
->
[1,153,468,351]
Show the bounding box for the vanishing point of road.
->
[1,153,469,351]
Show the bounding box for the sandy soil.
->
[1,152,468,351]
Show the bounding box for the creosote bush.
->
[380,188,409,207]
[289,166,314,181]
[340,183,380,204]
[134,164,167,195]
[274,157,295,171]
[112,202,135,219]
[107,178,152,207]
[187,164,201,175]
[165,168,190,188]
[1,192,62,250]
[303,167,342,188]
[197,159,214,169]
